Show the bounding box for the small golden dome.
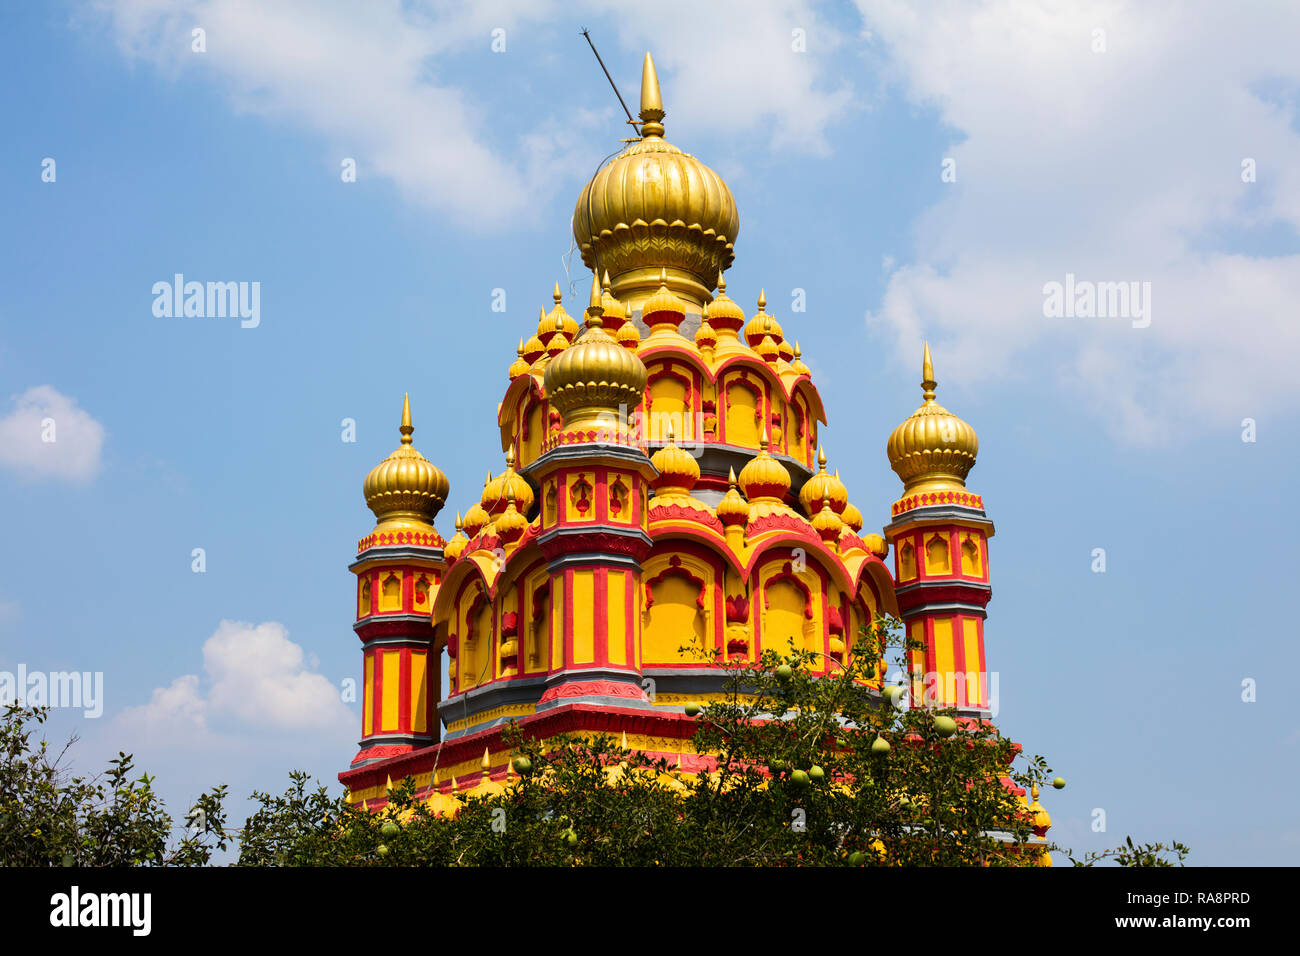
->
[650,426,700,493]
[617,308,642,350]
[544,274,648,432]
[462,498,489,538]
[791,341,810,376]
[811,494,842,544]
[1029,783,1052,834]
[757,331,780,364]
[493,500,529,543]
[522,331,545,364]
[600,271,622,326]
[541,283,578,342]
[363,395,449,530]
[778,337,794,363]
[716,467,750,526]
[860,532,888,558]
[738,435,791,502]
[545,314,571,357]
[707,272,746,336]
[799,447,849,516]
[507,339,530,379]
[643,268,686,333]
[695,303,717,351]
[572,53,739,309]
[887,343,979,495]
[444,513,469,562]
[482,447,535,517]
[745,290,784,346]
[841,500,864,533]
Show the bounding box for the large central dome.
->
[572,53,740,310]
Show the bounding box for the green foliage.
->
[0,621,1189,867]
[0,702,227,866]
[1068,836,1191,867]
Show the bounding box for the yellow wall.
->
[725,381,759,447]
[645,573,706,663]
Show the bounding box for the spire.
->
[639,52,665,137]
[922,341,936,402]
[585,273,604,329]
[818,446,827,469]
[553,281,563,306]
[757,289,767,312]
[399,393,413,444]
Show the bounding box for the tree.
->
[0,702,227,866]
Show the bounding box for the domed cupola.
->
[543,274,649,437]
[363,395,450,534]
[572,53,740,311]
[887,343,979,496]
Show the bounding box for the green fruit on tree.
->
[848,851,866,866]
[808,765,825,782]
[933,715,957,738]
[790,770,810,787]
[871,736,891,755]
[776,664,794,680]
[512,756,532,775]
[1052,777,1066,790]
[563,829,578,847]
[884,685,903,705]
[380,820,399,838]
[684,702,702,717]
[376,844,389,858]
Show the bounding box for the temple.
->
[339,53,1045,844]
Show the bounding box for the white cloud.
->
[856,0,1300,442]
[90,0,854,224]
[116,620,352,745]
[0,386,106,481]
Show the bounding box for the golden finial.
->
[625,301,633,320]
[555,314,564,332]
[764,316,772,332]
[818,446,826,468]
[794,342,802,358]
[399,393,413,444]
[922,341,936,401]
[639,52,665,137]
[717,270,727,293]
[760,425,770,446]
[666,422,676,443]
[553,281,563,306]
[506,444,516,469]
[454,511,462,531]
[602,270,612,295]
[539,306,546,326]
[757,289,767,312]
[481,747,491,776]
[385,774,394,793]
[586,273,603,327]
[517,339,524,357]
[728,466,738,488]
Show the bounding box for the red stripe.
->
[952,615,967,709]
[372,648,384,735]
[594,567,609,665]
[563,570,574,668]
[625,570,636,668]
[398,647,411,731]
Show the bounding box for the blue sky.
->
[2,1,1297,865]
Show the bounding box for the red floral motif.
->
[746,513,819,539]
[350,744,413,765]
[724,594,749,623]
[648,501,723,531]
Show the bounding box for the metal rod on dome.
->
[581,29,637,130]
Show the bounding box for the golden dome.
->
[363,395,450,530]
[541,283,578,342]
[643,268,687,334]
[616,308,642,350]
[737,435,791,502]
[791,341,810,376]
[482,447,535,517]
[695,303,717,351]
[756,330,780,364]
[715,467,750,526]
[544,274,648,432]
[887,343,979,496]
[841,500,863,533]
[572,53,740,310]
[811,494,842,544]
[507,339,530,379]
[522,331,545,364]
[462,497,489,538]
[799,447,849,516]
[707,272,745,336]
[778,337,794,363]
[444,513,469,562]
[650,426,700,493]
[745,291,784,346]
[493,501,529,543]
[545,315,571,357]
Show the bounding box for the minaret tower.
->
[524,274,659,710]
[883,345,994,716]
[349,395,450,767]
